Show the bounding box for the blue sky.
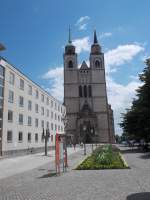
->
[0,0,150,134]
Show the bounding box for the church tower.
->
[64,30,114,144]
[89,30,110,142]
[64,28,79,142]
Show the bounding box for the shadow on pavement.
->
[121,148,141,154]
[140,153,150,159]
[38,172,57,178]
[127,192,150,200]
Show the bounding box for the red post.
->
[55,132,60,175]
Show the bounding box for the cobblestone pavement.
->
[0,145,150,200]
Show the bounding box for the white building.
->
[0,56,66,156]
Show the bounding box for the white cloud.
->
[106,76,142,134]
[100,32,112,39]
[42,66,64,101]
[75,16,90,30]
[105,44,144,73]
[72,37,90,54]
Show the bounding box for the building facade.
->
[64,31,115,143]
[0,57,66,156]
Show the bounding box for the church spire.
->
[68,26,72,44]
[94,30,98,44]
[90,29,101,55]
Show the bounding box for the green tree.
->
[120,59,150,142]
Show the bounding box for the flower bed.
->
[76,145,129,170]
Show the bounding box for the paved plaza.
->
[0,145,150,200]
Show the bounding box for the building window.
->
[0,77,4,86]
[0,87,3,97]
[28,116,32,126]
[51,111,53,119]
[46,97,49,105]
[0,65,4,77]
[28,100,32,111]
[51,100,53,108]
[58,105,60,112]
[41,94,44,102]
[79,85,82,97]
[47,109,49,117]
[58,115,60,122]
[55,113,57,120]
[41,120,44,128]
[28,133,31,142]
[0,108,2,119]
[35,90,39,99]
[8,90,14,103]
[55,102,57,110]
[35,118,38,127]
[0,120,2,129]
[28,85,32,95]
[88,85,92,97]
[7,131,12,142]
[68,60,73,68]
[0,99,3,107]
[18,132,23,142]
[19,96,24,107]
[20,79,24,90]
[46,121,49,129]
[8,110,13,122]
[51,123,53,130]
[61,107,62,113]
[19,114,23,125]
[84,85,87,97]
[41,107,44,115]
[35,104,38,113]
[95,60,101,68]
[9,72,15,85]
[35,133,38,142]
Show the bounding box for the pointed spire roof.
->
[80,61,89,69]
[68,26,72,44]
[94,30,98,44]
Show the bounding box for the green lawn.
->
[76,145,129,170]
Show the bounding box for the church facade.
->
[64,31,115,144]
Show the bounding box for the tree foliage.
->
[120,59,150,142]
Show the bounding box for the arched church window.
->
[68,60,73,68]
[84,85,87,97]
[79,85,82,97]
[88,85,92,97]
[95,60,101,68]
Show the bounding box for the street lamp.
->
[61,113,68,167]
[90,128,94,153]
[83,125,87,155]
[42,128,50,156]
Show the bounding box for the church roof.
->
[80,61,89,70]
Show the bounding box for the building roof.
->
[80,61,89,70]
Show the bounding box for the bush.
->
[76,144,128,170]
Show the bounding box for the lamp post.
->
[42,128,50,156]
[83,125,87,155]
[61,113,68,167]
[90,128,94,153]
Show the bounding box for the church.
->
[64,30,115,144]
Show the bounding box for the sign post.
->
[55,132,68,175]
[55,132,60,175]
